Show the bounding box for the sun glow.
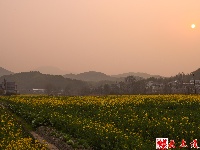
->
[191,24,196,29]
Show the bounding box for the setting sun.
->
[191,24,196,28]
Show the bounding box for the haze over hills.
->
[33,66,69,75]
[111,72,163,79]
[0,67,14,77]
[0,66,164,82]
[63,71,163,82]
[2,66,200,83]
[63,71,120,82]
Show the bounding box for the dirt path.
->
[0,101,92,150]
[0,102,59,150]
[0,103,5,108]
[30,131,59,150]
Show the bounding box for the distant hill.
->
[63,71,162,82]
[0,67,14,77]
[63,71,120,82]
[33,66,68,75]
[0,71,86,94]
[192,68,200,76]
[111,72,163,79]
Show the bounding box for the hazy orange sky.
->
[0,0,200,77]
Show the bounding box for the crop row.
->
[0,103,47,150]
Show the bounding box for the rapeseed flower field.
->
[1,95,200,149]
[0,104,47,150]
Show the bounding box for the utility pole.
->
[182,72,184,94]
[193,73,196,94]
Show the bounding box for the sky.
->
[0,0,200,77]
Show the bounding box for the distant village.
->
[145,79,200,94]
[1,77,200,96]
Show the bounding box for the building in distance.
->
[0,79,18,95]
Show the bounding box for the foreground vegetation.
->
[1,95,200,149]
[0,104,47,150]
